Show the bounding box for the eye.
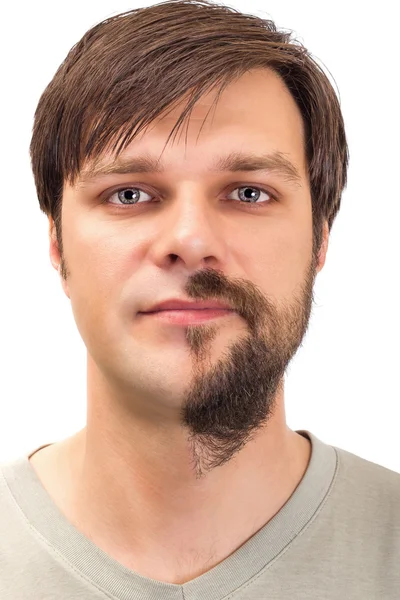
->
[107,187,153,206]
[226,186,276,205]
[103,184,277,209]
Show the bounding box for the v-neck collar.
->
[2,430,337,600]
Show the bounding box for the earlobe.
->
[48,216,71,299]
[48,217,60,273]
[316,221,329,273]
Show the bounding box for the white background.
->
[0,0,398,470]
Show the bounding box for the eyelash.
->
[101,184,279,211]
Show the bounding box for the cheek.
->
[67,214,144,277]
[240,218,312,302]
[63,223,140,357]
[64,219,134,318]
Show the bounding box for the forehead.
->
[151,68,305,150]
[78,68,307,182]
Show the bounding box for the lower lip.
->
[140,309,235,325]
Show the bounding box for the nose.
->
[148,185,228,272]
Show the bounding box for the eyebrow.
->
[77,150,303,188]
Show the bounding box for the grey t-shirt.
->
[1,429,399,599]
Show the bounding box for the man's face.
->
[52,68,327,477]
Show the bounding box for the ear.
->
[48,217,70,299]
[315,220,329,274]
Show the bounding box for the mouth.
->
[139,308,235,325]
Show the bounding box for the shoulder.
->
[331,443,400,519]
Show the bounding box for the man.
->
[1,0,399,598]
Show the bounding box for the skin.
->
[31,67,329,584]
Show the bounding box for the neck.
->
[30,397,311,584]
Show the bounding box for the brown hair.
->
[30,0,349,264]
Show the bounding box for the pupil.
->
[118,189,138,203]
[242,187,258,202]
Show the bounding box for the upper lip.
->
[143,298,234,312]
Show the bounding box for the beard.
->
[180,256,318,479]
[59,241,318,480]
